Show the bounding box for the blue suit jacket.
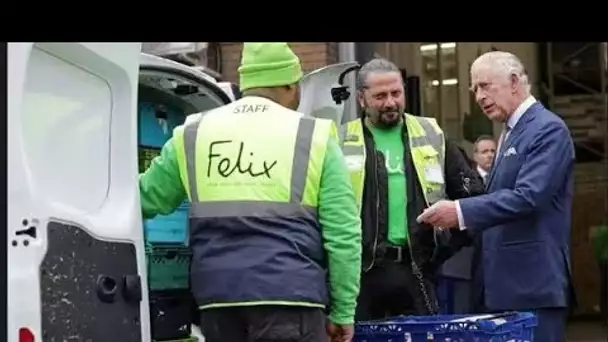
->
[459,102,575,311]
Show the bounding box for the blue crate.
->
[355,312,537,342]
[139,103,185,148]
[144,202,190,245]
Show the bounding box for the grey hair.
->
[471,51,531,95]
[356,58,402,91]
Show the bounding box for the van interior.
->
[137,68,228,341]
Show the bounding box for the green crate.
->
[139,147,161,173]
[147,245,191,291]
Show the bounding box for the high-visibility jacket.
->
[341,114,447,212]
[173,96,335,309]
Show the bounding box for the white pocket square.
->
[504,146,517,157]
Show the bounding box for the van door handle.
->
[122,274,142,303]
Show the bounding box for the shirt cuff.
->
[455,200,467,230]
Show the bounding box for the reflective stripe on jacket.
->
[341,114,446,210]
[173,96,335,309]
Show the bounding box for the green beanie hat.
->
[238,43,303,92]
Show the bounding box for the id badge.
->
[424,165,444,184]
[345,155,365,171]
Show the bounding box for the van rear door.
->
[298,61,360,127]
[7,43,149,342]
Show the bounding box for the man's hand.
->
[327,322,354,342]
[416,200,460,229]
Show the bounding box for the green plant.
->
[592,225,608,262]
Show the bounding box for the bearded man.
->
[340,58,485,319]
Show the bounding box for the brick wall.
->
[218,43,339,84]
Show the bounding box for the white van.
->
[7,42,358,342]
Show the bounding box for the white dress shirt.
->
[477,165,489,185]
[456,95,537,230]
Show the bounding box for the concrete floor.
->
[566,321,607,342]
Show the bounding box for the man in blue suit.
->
[417,51,576,342]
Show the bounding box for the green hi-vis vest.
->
[341,114,446,212]
[172,96,336,308]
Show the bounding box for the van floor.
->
[566,320,607,342]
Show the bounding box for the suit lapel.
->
[485,103,541,189]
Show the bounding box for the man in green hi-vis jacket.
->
[139,42,362,342]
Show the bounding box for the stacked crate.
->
[139,102,196,342]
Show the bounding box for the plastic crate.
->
[144,202,190,245]
[355,312,537,342]
[147,245,192,291]
[139,147,161,173]
[139,103,184,148]
[150,289,195,341]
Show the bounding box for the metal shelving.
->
[543,42,608,163]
